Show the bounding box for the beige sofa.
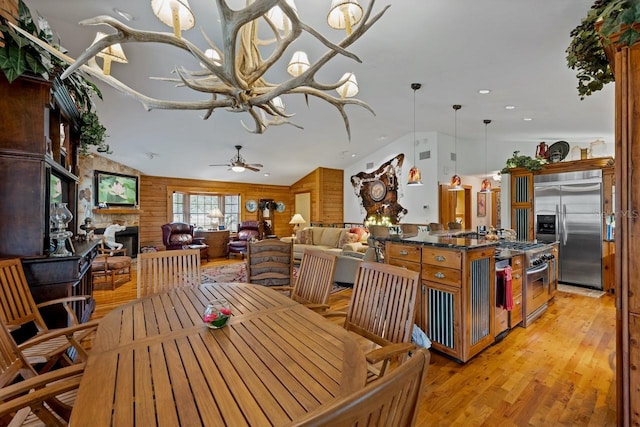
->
[282,226,368,260]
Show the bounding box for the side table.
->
[194,229,230,259]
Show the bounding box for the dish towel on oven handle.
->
[496,265,514,311]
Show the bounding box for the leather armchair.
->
[161,222,209,262]
[228,220,260,258]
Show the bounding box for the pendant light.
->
[480,119,492,192]
[407,83,423,186]
[449,104,463,191]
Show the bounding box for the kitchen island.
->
[379,230,558,362]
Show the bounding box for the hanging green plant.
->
[566,0,640,99]
[80,111,110,156]
[501,151,547,174]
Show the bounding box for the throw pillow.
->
[350,227,369,243]
[296,229,313,245]
[338,231,359,249]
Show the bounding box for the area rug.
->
[558,284,605,298]
[201,262,348,293]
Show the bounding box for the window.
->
[172,192,240,231]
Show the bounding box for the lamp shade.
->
[91,32,128,75]
[327,0,363,34]
[287,51,310,77]
[407,166,423,186]
[448,174,463,191]
[336,73,358,98]
[480,178,492,192]
[207,207,223,219]
[289,213,306,225]
[200,48,221,67]
[151,0,195,37]
[266,0,298,32]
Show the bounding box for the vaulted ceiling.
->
[26,0,613,185]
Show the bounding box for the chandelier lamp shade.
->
[407,82,423,186]
[481,119,492,193]
[91,32,128,76]
[327,0,364,35]
[449,104,463,191]
[150,0,195,37]
[13,0,390,140]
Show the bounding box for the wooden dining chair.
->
[273,249,337,312]
[91,240,132,290]
[428,222,444,231]
[0,316,85,427]
[330,261,420,380]
[246,239,294,287]
[0,259,98,373]
[287,348,430,427]
[136,249,201,298]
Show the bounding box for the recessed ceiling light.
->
[505,105,516,110]
[113,8,135,21]
[351,153,357,157]
[523,117,533,121]
[478,89,491,94]
[263,172,270,176]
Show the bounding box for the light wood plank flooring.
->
[92,259,617,426]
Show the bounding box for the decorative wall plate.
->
[369,180,387,202]
[245,200,257,212]
[276,201,286,213]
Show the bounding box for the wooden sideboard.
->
[194,229,230,258]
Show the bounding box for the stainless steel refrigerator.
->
[534,170,603,289]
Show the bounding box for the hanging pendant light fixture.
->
[449,104,463,191]
[481,119,492,192]
[407,83,423,186]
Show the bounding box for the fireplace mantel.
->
[92,208,144,214]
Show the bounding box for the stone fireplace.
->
[94,226,139,258]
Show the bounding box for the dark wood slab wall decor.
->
[350,153,408,224]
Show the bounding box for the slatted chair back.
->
[0,259,47,332]
[0,317,35,388]
[292,250,337,306]
[447,221,462,230]
[287,348,430,427]
[137,249,201,298]
[246,239,293,287]
[345,262,419,374]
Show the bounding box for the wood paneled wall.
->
[139,175,293,249]
[290,167,344,224]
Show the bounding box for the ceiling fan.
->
[209,145,263,173]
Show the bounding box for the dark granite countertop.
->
[376,230,500,250]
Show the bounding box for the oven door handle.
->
[526,263,549,275]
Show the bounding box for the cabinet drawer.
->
[510,294,523,327]
[495,306,509,336]
[422,247,461,269]
[511,269,523,297]
[388,259,421,273]
[387,243,421,263]
[511,255,524,270]
[422,265,461,287]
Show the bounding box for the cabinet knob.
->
[515,301,521,305]
[399,250,408,256]
[514,274,521,279]
[435,255,446,262]
[434,272,445,279]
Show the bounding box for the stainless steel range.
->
[496,240,558,326]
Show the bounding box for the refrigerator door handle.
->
[562,204,568,246]
[555,204,560,243]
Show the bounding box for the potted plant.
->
[501,151,547,174]
[0,0,108,155]
[566,0,640,99]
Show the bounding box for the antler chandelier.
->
[14,0,389,139]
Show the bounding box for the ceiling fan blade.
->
[247,163,263,168]
[245,166,261,172]
[209,163,231,167]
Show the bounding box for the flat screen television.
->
[94,170,139,207]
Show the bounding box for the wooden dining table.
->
[70,282,367,426]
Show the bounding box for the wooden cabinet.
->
[509,255,524,328]
[510,171,534,241]
[0,74,96,327]
[194,229,230,258]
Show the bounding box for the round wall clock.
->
[276,201,286,213]
[369,180,387,202]
[245,200,257,212]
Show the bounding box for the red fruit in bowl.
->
[220,308,232,316]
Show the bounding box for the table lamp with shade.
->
[208,207,224,229]
[289,213,306,236]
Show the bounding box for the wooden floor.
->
[92,258,617,426]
